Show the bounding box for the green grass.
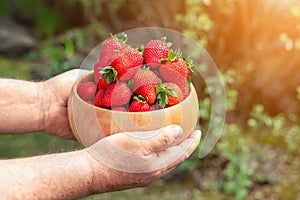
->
[0,56,32,80]
[0,132,82,158]
[79,180,225,200]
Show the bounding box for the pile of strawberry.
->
[77,33,193,112]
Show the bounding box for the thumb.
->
[141,125,183,153]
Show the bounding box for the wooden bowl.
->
[68,72,199,147]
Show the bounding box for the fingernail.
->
[171,125,183,139]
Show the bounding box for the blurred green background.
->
[0,0,299,199]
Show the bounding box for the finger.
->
[138,125,183,153]
[107,125,183,154]
[87,129,201,174]
[156,130,201,170]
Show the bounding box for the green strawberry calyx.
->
[160,36,172,48]
[100,66,119,83]
[156,83,177,108]
[184,56,195,73]
[160,49,181,63]
[133,95,147,103]
[110,32,128,44]
[160,49,195,74]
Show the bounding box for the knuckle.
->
[159,134,172,146]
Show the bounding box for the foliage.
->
[0,0,66,37]
[248,104,300,153]
[1,0,300,199]
[178,0,300,116]
[38,27,100,77]
[214,125,253,200]
[75,0,125,23]
[181,66,300,199]
[176,1,300,199]
[176,0,213,47]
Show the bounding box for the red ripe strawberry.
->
[77,82,97,101]
[134,83,157,105]
[111,48,144,81]
[97,66,118,90]
[93,61,102,84]
[111,106,127,112]
[128,96,150,112]
[132,67,159,90]
[156,82,184,108]
[144,38,171,69]
[87,100,94,105]
[180,83,191,98]
[159,59,190,81]
[132,67,159,105]
[101,82,132,108]
[159,51,192,98]
[159,63,191,98]
[97,75,110,90]
[94,88,106,107]
[94,33,127,82]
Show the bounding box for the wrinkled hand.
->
[85,125,201,193]
[42,69,89,139]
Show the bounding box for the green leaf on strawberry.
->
[156,83,177,108]
[100,66,119,83]
[111,32,128,44]
[128,95,150,112]
[160,49,181,63]
[133,95,147,103]
[184,56,195,73]
[160,36,172,48]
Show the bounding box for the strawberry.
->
[180,82,191,98]
[159,62,191,98]
[112,106,127,112]
[87,100,94,105]
[97,75,111,90]
[101,82,132,108]
[132,67,159,104]
[111,48,144,81]
[94,33,127,82]
[134,83,157,105]
[97,66,118,90]
[159,50,192,98]
[132,67,159,89]
[77,82,97,102]
[159,54,190,82]
[128,96,150,112]
[94,88,106,107]
[143,38,171,69]
[156,82,184,108]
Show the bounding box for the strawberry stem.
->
[156,84,177,108]
[127,79,134,91]
[159,36,172,48]
[185,56,195,73]
[161,36,167,42]
[160,49,181,63]
[133,95,147,103]
[110,32,128,44]
[100,66,119,83]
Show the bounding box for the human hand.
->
[42,69,89,139]
[84,125,201,193]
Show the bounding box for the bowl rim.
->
[72,71,197,114]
